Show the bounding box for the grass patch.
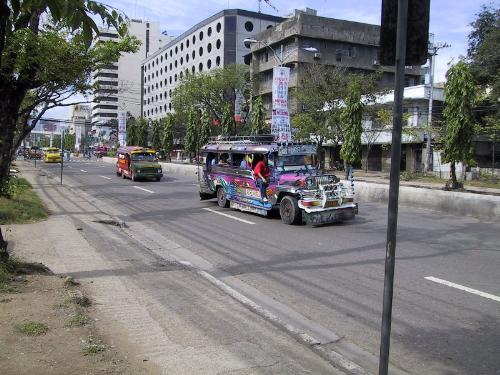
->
[82,335,106,355]
[66,312,90,327]
[0,178,48,224]
[0,297,12,303]
[15,321,49,336]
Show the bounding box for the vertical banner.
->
[75,123,82,151]
[118,111,127,146]
[271,66,291,143]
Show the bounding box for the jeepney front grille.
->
[313,175,337,187]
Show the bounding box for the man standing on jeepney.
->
[253,155,270,201]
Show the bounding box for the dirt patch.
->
[0,271,158,375]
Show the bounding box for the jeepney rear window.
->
[131,152,157,161]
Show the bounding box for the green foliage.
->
[467,4,500,101]
[0,178,48,224]
[150,119,162,151]
[161,114,175,157]
[137,118,149,147]
[293,63,384,146]
[66,312,89,327]
[15,321,49,336]
[184,109,198,156]
[172,64,250,125]
[126,116,138,145]
[82,335,106,355]
[221,102,234,136]
[199,111,211,147]
[340,80,364,165]
[442,61,477,165]
[251,96,266,135]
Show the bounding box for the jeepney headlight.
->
[137,169,141,173]
[158,168,162,173]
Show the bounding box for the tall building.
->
[69,104,92,151]
[91,20,163,128]
[141,9,284,120]
[247,9,424,115]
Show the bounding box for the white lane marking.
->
[80,169,87,172]
[191,184,199,186]
[425,276,500,303]
[202,207,256,225]
[133,186,154,194]
[67,166,73,169]
[99,175,112,180]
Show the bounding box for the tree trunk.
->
[344,161,349,180]
[450,161,458,188]
[492,141,495,176]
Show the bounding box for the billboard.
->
[118,111,127,146]
[271,66,291,143]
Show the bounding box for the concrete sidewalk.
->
[6,163,344,375]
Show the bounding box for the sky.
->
[46,0,495,119]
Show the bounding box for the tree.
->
[476,114,500,175]
[293,63,384,165]
[0,0,138,257]
[362,108,392,172]
[441,61,477,189]
[251,96,266,135]
[340,80,364,179]
[467,4,500,101]
[171,64,251,128]
[199,111,211,147]
[161,114,175,161]
[137,118,149,147]
[184,109,198,161]
[127,116,138,145]
[221,102,234,136]
[150,119,162,151]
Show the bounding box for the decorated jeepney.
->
[199,136,358,225]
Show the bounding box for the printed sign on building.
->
[271,66,291,143]
[75,124,82,151]
[118,111,127,146]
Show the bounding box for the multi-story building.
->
[68,104,92,151]
[91,20,164,129]
[141,9,284,120]
[247,8,424,115]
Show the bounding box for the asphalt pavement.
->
[35,158,500,375]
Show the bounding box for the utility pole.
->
[425,36,450,172]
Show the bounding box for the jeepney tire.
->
[280,195,301,225]
[156,176,162,181]
[217,186,229,208]
[122,170,126,179]
[116,169,121,176]
[131,172,136,181]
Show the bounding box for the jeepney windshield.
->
[275,154,316,171]
[131,152,157,162]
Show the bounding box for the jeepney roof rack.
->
[208,135,275,145]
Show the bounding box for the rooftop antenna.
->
[258,0,278,13]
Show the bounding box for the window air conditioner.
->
[313,52,322,59]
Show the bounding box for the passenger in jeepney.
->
[239,155,252,169]
[253,155,270,201]
[218,153,229,166]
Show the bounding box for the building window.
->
[266,24,273,29]
[170,62,172,70]
[175,46,178,54]
[180,71,183,79]
[169,103,172,110]
[152,60,155,67]
[160,68,163,74]
[186,53,189,62]
[199,46,203,57]
[244,21,253,32]
[192,65,195,73]
[186,39,190,48]
[165,52,168,59]
[181,42,184,51]
[192,50,195,59]
[164,78,167,85]
[216,56,221,66]
[199,62,203,72]
[192,35,196,44]
[216,22,221,32]
[207,43,212,53]
[169,76,172,84]
[208,26,212,36]
[156,58,158,64]
[199,31,204,41]
[216,39,221,49]
[170,50,173,57]
[175,60,178,68]
[336,50,342,62]
[174,74,177,82]
[207,59,212,69]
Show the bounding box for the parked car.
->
[27,146,42,159]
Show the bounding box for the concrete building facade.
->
[141,9,283,121]
[68,104,92,151]
[91,20,164,128]
[247,9,424,115]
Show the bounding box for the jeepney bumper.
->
[136,172,163,180]
[302,203,358,225]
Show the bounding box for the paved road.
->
[39,159,500,374]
